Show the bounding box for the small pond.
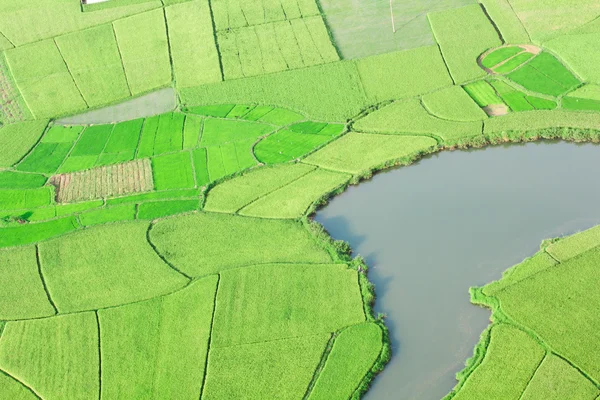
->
[315,141,600,400]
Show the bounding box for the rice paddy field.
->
[0,0,600,398]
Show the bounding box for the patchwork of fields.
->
[1,0,600,398]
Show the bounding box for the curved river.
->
[315,141,600,400]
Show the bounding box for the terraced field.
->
[1,0,600,398]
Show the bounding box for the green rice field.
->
[1,0,600,398]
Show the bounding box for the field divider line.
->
[496,308,600,388]
[517,353,547,400]
[543,249,560,263]
[233,166,317,214]
[0,368,43,400]
[206,0,225,81]
[503,0,532,42]
[111,23,133,97]
[350,323,390,398]
[479,3,505,44]
[211,330,342,350]
[0,30,15,48]
[161,7,177,84]
[188,149,199,189]
[95,310,102,400]
[145,222,193,280]
[351,129,445,146]
[300,17,325,64]
[53,38,90,109]
[0,279,198,323]
[198,273,220,400]
[11,121,51,169]
[35,244,59,315]
[418,97,485,127]
[302,332,336,400]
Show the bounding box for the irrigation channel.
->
[315,141,600,400]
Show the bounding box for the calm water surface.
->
[315,141,600,400]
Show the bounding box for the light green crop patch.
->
[422,86,488,121]
[239,168,351,219]
[546,225,600,261]
[354,99,483,141]
[179,62,368,122]
[39,222,188,313]
[521,355,598,400]
[506,0,600,42]
[218,17,339,80]
[0,120,49,168]
[428,4,502,83]
[482,252,557,296]
[477,0,529,43]
[55,24,131,107]
[4,40,87,118]
[495,246,600,382]
[166,1,222,88]
[0,216,81,248]
[113,9,172,95]
[212,263,365,346]
[203,334,330,400]
[0,246,56,320]
[451,324,545,400]
[545,33,600,84]
[99,276,217,399]
[0,312,99,399]
[303,132,438,174]
[205,163,316,213]
[254,124,345,164]
[211,0,320,30]
[483,110,600,134]
[0,372,38,400]
[149,212,332,276]
[356,45,452,103]
[309,323,383,400]
[0,0,161,46]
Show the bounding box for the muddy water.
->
[56,87,176,125]
[315,141,600,400]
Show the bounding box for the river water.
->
[315,141,600,400]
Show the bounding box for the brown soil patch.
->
[483,104,509,117]
[519,44,542,55]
